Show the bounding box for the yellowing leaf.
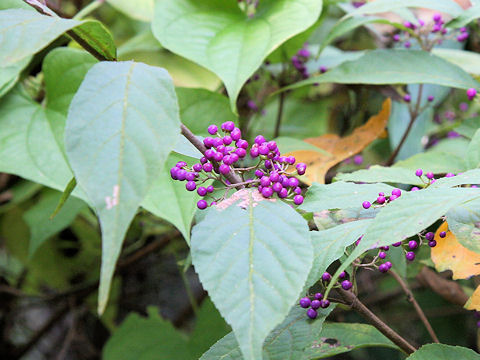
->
[288,98,391,184]
[431,222,480,280]
[465,285,480,311]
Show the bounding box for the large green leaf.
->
[23,189,86,257]
[0,9,115,66]
[0,56,30,98]
[467,129,480,169]
[284,50,480,91]
[191,192,312,360]
[336,166,423,186]
[306,220,372,287]
[103,307,193,360]
[433,49,480,76]
[326,187,480,298]
[152,0,323,111]
[448,3,480,28]
[406,344,480,360]
[300,182,396,212]
[447,198,480,253]
[393,151,467,174]
[65,61,181,314]
[306,322,399,359]
[142,152,203,243]
[106,0,154,22]
[430,169,480,188]
[200,305,334,360]
[455,117,480,139]
[346,0,463,18]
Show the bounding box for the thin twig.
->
[389,270,439,343]
[337,288,417,354]
[386,84,424,165]
[180,124,244,188]
[274,91,286,138]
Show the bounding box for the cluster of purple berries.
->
[291,45,327,80]
[392,13,469,49]
[170,121,307,209]
[299,271,352,319]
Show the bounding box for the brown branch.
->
[390,270,439,343]
[337,288,417,355]
[180,124,244,188]
[416,267,469,306]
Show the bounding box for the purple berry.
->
[445,172,455,178]
[339,271,346,279]
[203,163,213,172]
[433,13,442,22]
[250,147,259,158]
[176,169,187,181]
[231,128,242,141]
[186,172,197,181]
[439,231,446,238]
[235,148,247,158]
[222,121,235,132]
[197,187,207,196]
[299,297,311,308]
[408,240,418,250]
[197,200,208,210]
[320,299,330,308]
[207,125,218,135]
[428,240,437,247]
[279,188,288,198]
[272,182,283,193]
[267,141,277,151]
[258,145,269,155]
[293,195,304,205]
[467,88,477,100]
[307,308,317,319]
[288,177,299,188]
[294,187,302,195]
[392,188,402,197]
[404,41,411,48]
[377,196,386,204]
[286,156,296,165]
[261,187,274,198]
[406,252,415,261]
[379,251,386,259]
[223,135,233,145]
[311,299,321,309]
[393,34,400,42]
[341,280,352,290]
[213,137,224,148]
[322,272,331,282]
[314,293,323,300]
[385,261,392,269]
[389,195,398,201]
[206,185,214,193]
[219,164,230,175]
[205,149,215,159]
[362,201,371,209]
[193,163,203,172]
[200,156,207,164]
[381,245,389,251]
[237,139,248,149]
[170,167,179,180]
[176,161,187,168]
[260,176,271,187]
[186,181,197,191]
[255,135,266,145]
[392,241,402,247]
[411,187,420,191]
[404,94,411,103]
[415,169,423,177]
[296,163,307,175]
[353,155,363,165]
[378,264,389,273]
[427,95,434,102]
[426,172,434,179]
[270,172,280,182]
[425,232,434,241]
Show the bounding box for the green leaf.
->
[430,169,480,188]
[455,117,480,139]
[306,322,399,359]
[406,344,480,360]
[0,56,30,98]
[103,307,193,360]
[106,0,154,22]
[448,3,480,28]
[23,189,86,257]
[176,88,237,136]
[191,192,313,360]
[0,9,115,67]
[50,177,77,219]
[142,153,203,243]
[306,220,372,288]
[326,187,480,298]
[68,20,117,61]
[336,166,423,185]
[65,61,181,314]
[346,0,463,18]
[284,50,480,91]
[447,198,480,253]
[433,49,480,76]
[467,129,480,169]
[393,151,467,174]
[152,0,323,111]
[200,305,334,360]
[300,182,396,212]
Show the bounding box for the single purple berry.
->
[205,149,215,159]
[186,172,197,181]
[288,177,300,188]
[294,187,302,195]
[197,187,207,196]
[378,264,389,273]
[445,172,455,178]
[235,148,247,158]
[307,308,317,319]
[433,13,442,22]
[299,297,311,308]
[279,188,288,198]
[197,199,208,210]
[222,121,235,132]
[296,163,307,175]
[261,187,274,198]
[439,231,446,238]
[207,125,218,135]
[272,182,283,193]
[403,94,411,102]
[377,196,386,204]
[319,65,327,73]
[311,299,321,309]
[250,147,259,158]
[255,169,264,178]
[206,185,214,193]
[322,272,331,282]
[176,169,187,181]
[425,232,434,241]
[393,34,400,42]
[341,280,352,290]
[265,160,273,169]
[260,176,271,187]
[362,201,371,209]
[320,299,330,308]
[392,188,402,197]
[170,167,179,180]
[186,181,197,191]
[392,241,402,247]
[176,161,187,168]
[411,187,420,191]
[428,240,437,247]
[286,156,296,165]
[426,172,434,179]
[192,163,202,172]
[259,145,269,155]
[269,172,280,182]
[467,88,477,100]
[231,128,242,141]
[223,135,233,145]
[404,41,411,48]
[339,271,346,279]
[389,195,398,201]
[267,141,277,151]
[379,251,386,259]
[255,135,266,145]
[294,195,304,205]
[385,261,392,269]
[237,139,248,149]
[408,240,418,250]
[427,95,434,102]
[219,164,230,175]
[415,169,423,177]
[203,163,213,172]
[354,155,363,165]
[314,292,323,300]
[406,252,415,261]
[200,156,207,164]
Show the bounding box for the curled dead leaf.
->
[288,98,391,184]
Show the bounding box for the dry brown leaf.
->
[288,98,391,184]
[465,285,480,311]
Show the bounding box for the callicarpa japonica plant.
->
[1,0,480,359]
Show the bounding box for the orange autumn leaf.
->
[465,285,480,311]
[431,222,480,280]
[288,98,391,184]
